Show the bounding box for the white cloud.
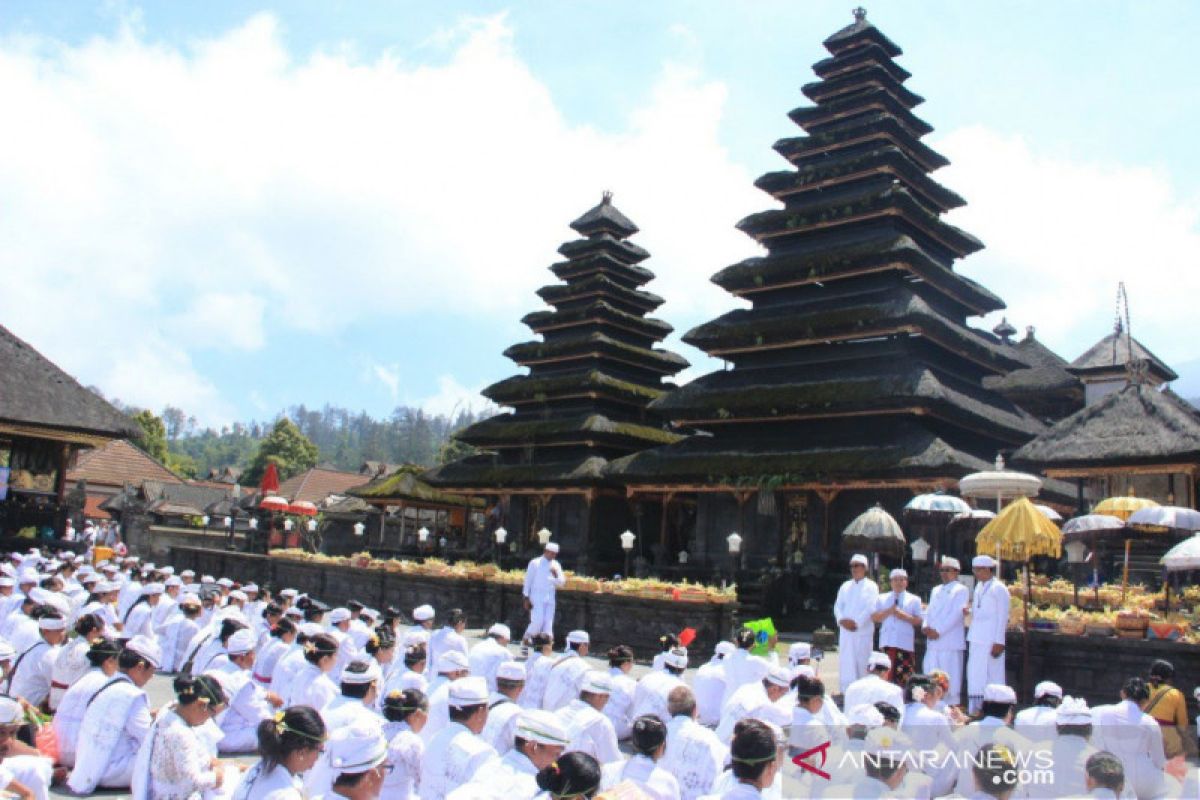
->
[936,126,1200,365]
[414,375,492,418]
[0,12,760,425]
[371,363,401,401]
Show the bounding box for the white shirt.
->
[381,722,423,800]
[419,721,499,800]
[900,702,955,753]
[522,556,565,604]
[232,762,304,800]
[662,715,726,800]
[692,659,728,727]
[923,579,969,651]
[468,637,513,692]
[716,682,789,745]
[519,651,554,709]
[50,635,92,710]
[842,674,904,718]
[7,638,59,708]
[874,590,923,651]
[608,753,681,800]
[541,651,591,711]
[833,577,879,633]
[1013,703,1059,742]
[447,747,539,799]
[556,698,622,765]
[481,694,523,753]
[604,667,638,739]
[51,667,110,767]
[630,669,685,726]
[1092,699,1167,800]
[428,626,469,676]
[966,578,1009,646]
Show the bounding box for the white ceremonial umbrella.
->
[1034,504,1063,522]
[843,503,906,559]
[1161,533,1200,572]
[905,492,972,514]
[1127,505,1200,533]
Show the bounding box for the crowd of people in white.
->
[0,542,1193,799]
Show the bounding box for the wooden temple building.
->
[426,11,1192,614]
[0,323,135,541]
[424,194,688,572]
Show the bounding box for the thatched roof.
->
[456,412,682,450]
[0,323,136,441]
[423,454,610,489]
[1069,331,1177,382]
[350,464,481,508]
[1013,383,1200,469]
[651,360,1044,442]
[608,420,993,485]
[569,193,639,238]
[822,9,902,57]
[504,331,688,374]
[985,328,1083,397]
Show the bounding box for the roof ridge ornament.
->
[853,6,868,23]
[601,190,613,205]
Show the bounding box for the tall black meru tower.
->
[611,10,1044,578]
[425,194,688,570]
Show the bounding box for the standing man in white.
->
[522,541,565,644]
[965,554,1010,713]
[922,556,969,707]
[833,553,879,695]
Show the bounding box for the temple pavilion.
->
[424,194,688,572]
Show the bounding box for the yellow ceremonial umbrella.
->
[976,496,1063,562]
[1092,490,1159,522]
[975,496,1062,703]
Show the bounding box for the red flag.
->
[678,627,697,648]
[261,462,280,494]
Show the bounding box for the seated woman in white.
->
[232,705,327,800]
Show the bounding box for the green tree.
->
[131,409,169,463]
[165,452,198,479]
[244,418,319,484]
[437,435,477,465]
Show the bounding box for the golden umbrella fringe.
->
[974,496,1063,703]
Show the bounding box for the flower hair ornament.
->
[911,686,927,703]
[273,711,287,735]
[303,641,317,654]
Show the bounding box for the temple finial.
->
[853,6,867,23]
[601,190,613,205]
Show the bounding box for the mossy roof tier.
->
[537,274,664,313]
[682,285,1023,372]
[550,253,655,288]
[423,454,611,489]
[608,421,991,484]
[736,183,983,259]
[558,234,649,265]
[484,370,669,407]
[775,114,948,172]
[813,44,911,83]
[710,228,1002,314]
[1013,384,1200,469]
[756,144,965,212]
[650,360,1043,442]
[456,412,682,450]
[522,301,673,340]
[570,194,639,238]
[1069,331,1177,382]
[984,332,1083,397]
[504,331,689,374]
[350,464,482,507]
[0,323,137,440]
[801,64,923,109]
[823,12,902,58]
[789,87,933,138]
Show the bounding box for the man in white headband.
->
[480,661,526,754]
[871,567,923,688]
[541,630,592,712]
[209,628,278,753]
[5,610,67,709]
[966,554,1009,713]
[521,539,565,644]
[324,660,384,731]
[68,635,160,793]
[1014,680,1063,742]
[921,555,968,707]
[449,709,569,798]
[834,553,880,694]
[716,662,792,745]
[312,721,389,799]
[556,670,621,766]
[468,622,515,692]
[421,676,498,799]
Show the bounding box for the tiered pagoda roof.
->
[426,194,687,489]
[984,325,1084,422]
[612,10,1042,487]
[1069,328,1177,384]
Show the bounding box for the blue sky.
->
[2,1,1198,425]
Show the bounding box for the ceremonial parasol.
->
[1062,514,1126,541]
[1126,505,1200,534]
[1034,505,1063,522]
[288,501,319,516]
[260,496,290,512]
[1091,490,1158,521]
[1161,533,1200,572]
[904,492,971,514]
[975,496,1062,701]
[843,504,906,559]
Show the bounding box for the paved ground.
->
[50,628,838,798]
